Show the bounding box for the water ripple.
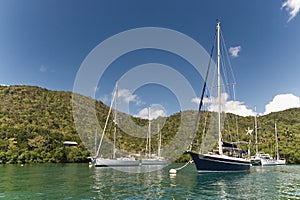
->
[0,164,299,199]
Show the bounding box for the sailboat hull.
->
[276,159,286,165]
[95,158,139,167]
[260,158,277,166]
[189,152,250,172]
[141,158,167,165]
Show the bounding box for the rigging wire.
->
[188,28,217,150]
[172,27,217,173]
[220,29,240,144]
[220,29,237,87]
[95,85,117,159]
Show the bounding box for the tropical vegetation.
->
[0,85,299,164]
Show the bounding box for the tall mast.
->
[145,108,148,157]
[113,81,118,159]
[275,122,279,160]
[217,21,223,155]
[148,107,151,157]
[157,123,161,157]
[254,106,258,154]
[95,128,97,156]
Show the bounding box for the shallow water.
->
[0,163,299,199]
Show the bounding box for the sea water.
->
[0,163,299,199]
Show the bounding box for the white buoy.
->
[169,168,177,174]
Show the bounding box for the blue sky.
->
[1,0,300,118]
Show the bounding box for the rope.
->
[175,160,193,171]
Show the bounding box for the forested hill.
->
[0,85,299,164]
[0,85,89,163]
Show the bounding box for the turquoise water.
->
[0,163,299,199]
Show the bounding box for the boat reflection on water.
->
[94,164,166,173]
[166,164,250,199]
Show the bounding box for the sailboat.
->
[259,153,277,166]
[94,82,139,167]
[250,109,264,166]
[250,121,285,166]
[250,111,285,166]
[258,123,286,166]
[186,21,250,172]
[141,108,167,165]
[274,123,286,165]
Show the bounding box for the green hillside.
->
[0,85,299,164]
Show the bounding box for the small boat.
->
[260,153,277,166]
[186,21,250,172]
[94,82,139,167]
[251,153,276,166]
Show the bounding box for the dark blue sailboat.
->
[189,149,250,172]
[186,21,250,173]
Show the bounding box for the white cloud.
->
[118,89,143,105]
[191,93,255,117]
[191,97,201,104]
[134,105,166,120]
[100,88,143,105]
[229,46,241,58]
[282,0,300,22]
[0,84,9,86]
[264,93,300,114]
[222,100,256,117]
[39,65,48,72]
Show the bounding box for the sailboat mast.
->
[217,21,223,155]
[275,122,279,160]
[113,81,118,159]
[148,107,151,157]
[95,129,97,156]
[157,123,161,158]
[254,106,258,154]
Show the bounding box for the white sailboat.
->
[187,21,250,172]
[94,82,139,167]
[141,108,167,165]
[259,153,277,166]
[256,123,286,166]
[250,109,267,166]
[251,122,286,166]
